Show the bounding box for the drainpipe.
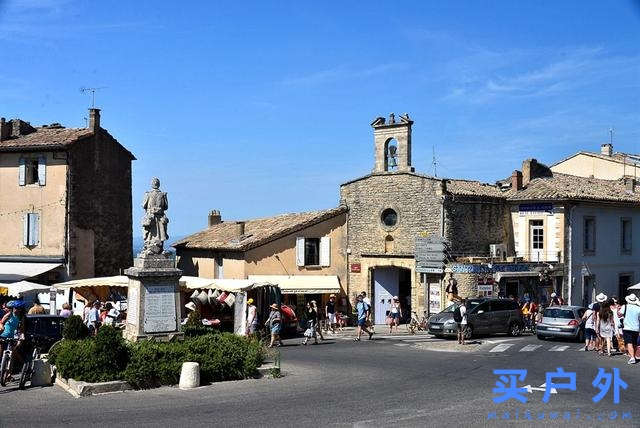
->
[567,204,577,305]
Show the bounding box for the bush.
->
[123,333,265,389]
[54,326,129,383]
[62,315,89,340]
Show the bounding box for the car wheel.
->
[537,334,546,340]
[509,322,521,337]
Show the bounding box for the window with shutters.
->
[19,156,46,186]
[23,213,40,247]
[296,236,330,267]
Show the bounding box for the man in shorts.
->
[325,294,337,334]
[355,294,373,341]
[619,293,640,364]
[457,299,468,345]
[361,291,374,333]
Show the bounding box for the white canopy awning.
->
[628,282,640,290]
[0,262,62,282]
[53,276,128,289]
[248,275,341,294]
[3,280,52,297]
[494,271,540,282]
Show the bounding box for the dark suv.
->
[428,298,524,339]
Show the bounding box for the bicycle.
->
[18,335,46,390]
[0,337,18,387]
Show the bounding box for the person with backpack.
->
[354,294,373,341]
[455,299,467,345]
[618,293,640,364]
[582,303,597,351]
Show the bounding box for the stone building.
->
[0,109,135,297]
[551,143,640,180]
[341,114,513,322]
[173,207,347,316]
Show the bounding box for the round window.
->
[381,208,398,227]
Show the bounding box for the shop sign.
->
[478,284,493,292]
[350,263,361,273]
[519,203,553,213]
[417,266,444,274]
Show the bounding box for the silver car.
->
[536,306,586,341]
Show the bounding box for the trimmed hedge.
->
[51,329,265,389]
[62,315,89,340]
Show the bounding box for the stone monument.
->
[124,177,183,342]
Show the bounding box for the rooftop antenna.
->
[79,87,106,108]
[609,126,614,145]
[432,145,438,177]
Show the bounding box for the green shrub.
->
[123,333,265,389]
[54,326,129,383]
[62,315,89,340]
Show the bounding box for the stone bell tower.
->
[371,113,414,173]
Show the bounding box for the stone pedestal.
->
[124,255,184,342]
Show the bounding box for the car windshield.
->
[441,304,456,313]
[543,308,575,319]
[441,300,483,313]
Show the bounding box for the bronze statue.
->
[141,177,169,256]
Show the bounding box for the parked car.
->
[536,306,586,342]
[428,298,524,339]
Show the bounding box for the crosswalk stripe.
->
[489,344,513,352]
[549,345,569,352]
[519,344,542,352]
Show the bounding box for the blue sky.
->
[1,1,639,237]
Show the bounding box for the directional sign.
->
[417,267,444,274]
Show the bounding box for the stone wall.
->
[67,130,133,278]
[444,197,508,258]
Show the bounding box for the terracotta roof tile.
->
[0,127,93,152]
[445,179,504,198]
[508,172,640,204]
[173,206,347,251]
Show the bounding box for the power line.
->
[0,198,65,217]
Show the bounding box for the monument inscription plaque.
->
[143,284,177,333]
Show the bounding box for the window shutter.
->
[320,237,331,267]
[19,158,26,186]
[296,237,305,267]
[38,155,46,186]
[28,213,40,246]
[22,214,29,246]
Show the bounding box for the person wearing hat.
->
[265,303,283,348]
[388,296,402,334]
[618,293,640,364]
[325,294,337,334]
[246,298,258,335]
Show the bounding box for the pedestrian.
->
[582,303,597,351]
[521,301,531,331]
[598,303,615,356]
[325,294,337,334]
[310,300,325,340]
[82,300,92,323]
[103,302,120,326]
[354,294,373,341]
[445,273,459,303]
[336,311,346,331]
[361,291,374,333]
[59,303,72,318]
[28,299,46,315]
[594,293,608,352]
[388,296,402,333]
[265,303,283,348]
[618,293,640,364]
[609,297,623,354]
[550,292,561,306]
[86,301,101,336]
[302,302,318,345]
[455,299,468,345]
[246,298,259,335]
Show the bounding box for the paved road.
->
[1,332,638,427]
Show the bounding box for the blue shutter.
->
[22,214,29,246]
[32,213,40,246]
[19,158,26,186]
[38,155,46,186]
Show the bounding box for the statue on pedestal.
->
[141,177,169,256]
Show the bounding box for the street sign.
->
[421,252,446,261]
[417,267,444,274]
[477,284,493,292]
[350,263,361,273]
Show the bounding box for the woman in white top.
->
[598,304,615,357]
[388,296,402,333]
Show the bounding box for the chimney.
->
[208,210,222,227]
[88,108,101,131]
[601,143,613,156]
[625,177,636,193]
[0,118,10,141]
[522,158,538,186]
[511,170,523,191]
[234,221,245,236]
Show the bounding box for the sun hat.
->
[551,292,556,298]
[247,298,254,305]
[270,303,279,310]
[596,293,607,303]
[185,302,196,312]
[625,294,639,305]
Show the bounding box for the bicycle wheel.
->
[0,352,9,387]
[18,361,31,390]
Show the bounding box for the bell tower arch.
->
[371,113,414,173]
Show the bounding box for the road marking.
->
[549,345,569,352]
[519,344,542,352]
[489,344,513,353]
[394,343,410,347]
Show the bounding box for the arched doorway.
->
[371,266,411,323]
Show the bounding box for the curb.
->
[56,377,133,397]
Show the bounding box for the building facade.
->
[0,109,135,293]
[551,143,640,180]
